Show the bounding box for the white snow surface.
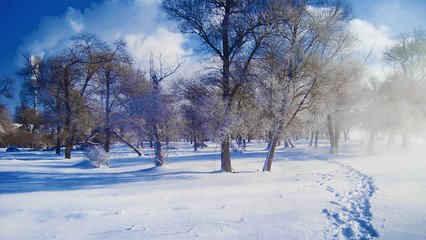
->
[1,138,425,239]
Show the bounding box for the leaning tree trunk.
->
[113,131,142,156]
[288,138,295,148]
[263,136,279,172]
[266,131,272,150]
[263,122,282,172]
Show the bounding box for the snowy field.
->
[1,138,425,240]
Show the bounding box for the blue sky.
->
[0,0,425,110]
[1,0,103,75]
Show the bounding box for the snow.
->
[1,139,425,239]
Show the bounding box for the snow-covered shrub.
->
[83,146,110,168]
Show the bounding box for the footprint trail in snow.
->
[320,160,379,240]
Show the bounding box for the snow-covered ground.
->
[1,138,425,239]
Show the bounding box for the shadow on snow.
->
[0,142,359,194]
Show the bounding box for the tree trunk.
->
[219,3,233,173]
[104,127,111,153]
[152,121,165,166]
[344,129,350,141]
[237,136,243,148]
[55,126,61,154]
[263,136,278,172]
[104,77,112,153]
[334,125,340,153]
[113,131,142,156]
[201,133,205,148]
[288,138,295,148]
[367,131,375,154]
[221,136,232,172]
[284,139,289,148]
[266,131,272,150]
[64,124,75,159]
[309,131,314,146]
[327,115,338,154]
[193,132,198,151]
[154,140,164,166]
[243,139,246,150]
[65,137,73,159]
[314,130,319,148]
[401,134,408,148]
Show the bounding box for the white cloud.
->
[126,28,190,66]
[350,19,394,55]
[66,7,85,33]
[16,0,198,76]
[349,19,395,80]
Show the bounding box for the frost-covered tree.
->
[148,54,183,166]
[27,34,105,158]
[318,60,364,154]
[261,0,353,171]
[382,30,426,148]
[161,0,272,172]
[122,54,182,166]
[93,39,132,153]
[176,78,211,151]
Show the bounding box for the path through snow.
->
[321,160,379,239]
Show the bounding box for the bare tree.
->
[383,30,426,148]
[0,76,14,99]
[94,39,132,153]
[261,0,353,171]
[162,0,271,172]
[148,54,183,166]
[33,34,106,158]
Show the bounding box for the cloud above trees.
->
[16,0,195,75]
[348,18,395,80]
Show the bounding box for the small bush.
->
[83,146,110,168]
